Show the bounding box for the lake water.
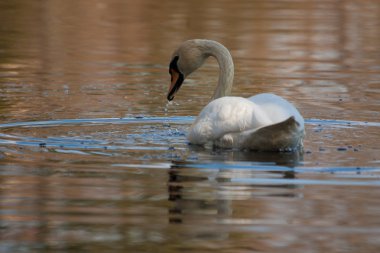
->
[0,0,379,252]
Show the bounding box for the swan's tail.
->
[215,116,305,151]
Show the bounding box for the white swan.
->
[167,39,305,151]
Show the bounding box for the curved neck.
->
[200,40,234,100]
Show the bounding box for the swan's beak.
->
[167,68,184,101]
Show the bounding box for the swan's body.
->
[167,39,305,151]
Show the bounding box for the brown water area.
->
[0,0,380,252]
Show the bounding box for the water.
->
[1,0,380,252]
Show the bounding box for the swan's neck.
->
[201,40,234,100]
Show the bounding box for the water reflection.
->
[168,160,298,225]
[0,0,379,121]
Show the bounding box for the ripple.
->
[0,116,194,129]
[0,117,192,152]
[0,116,379,171]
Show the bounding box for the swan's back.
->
[249,93,304,131]
[188,96,272,144]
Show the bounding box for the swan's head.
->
[167,40,207,101]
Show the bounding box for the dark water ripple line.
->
[0,138,169,151]
[231,178,380,187]
[0,133,106,144]
[306,118,380,127]
[0,117,378,129]
[240,225,380,234]
[0,132,172,152]
[0,116,194,129]
[174,161,380,174]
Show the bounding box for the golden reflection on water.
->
[0,0,380,252]
[0,0,379,121]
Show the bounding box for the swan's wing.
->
[215,116,305,151]
[240,116,305,151]
[248,93,305,128]
[187,97,272,145]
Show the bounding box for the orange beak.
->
[167,68,184,101]
[169,68,180,94]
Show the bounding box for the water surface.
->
[1,0,380,252]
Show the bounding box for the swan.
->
[167,39,305,151]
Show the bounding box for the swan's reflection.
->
[168,148,302,224]
[188,145,303,167]
[168,167,232,224]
